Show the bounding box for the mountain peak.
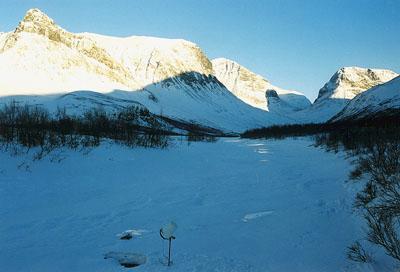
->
[17,8,55,32]
[23,8,53,22]
[13,8,60,38]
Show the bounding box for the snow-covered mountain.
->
[295,67,399,123]
[212,58,311,113]
[0,8,292,133]
[331,75,400,122]
[1,9,399,132]
[315,67,398,102]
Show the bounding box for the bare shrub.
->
[347,241,372,263]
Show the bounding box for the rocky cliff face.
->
[211,58,311,112]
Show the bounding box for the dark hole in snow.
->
[120,233,133,240]
[120,262,140,268]
[105,252,147,269]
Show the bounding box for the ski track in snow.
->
[0,137,389,271]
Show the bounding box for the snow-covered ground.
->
[0,137,390,271]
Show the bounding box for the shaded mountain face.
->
[293,67,399,124]
[211,58,311,113]
[0,8,294,133]
[331,75,400,122]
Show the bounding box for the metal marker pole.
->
[168,238,172,266]
[160,224,176,267]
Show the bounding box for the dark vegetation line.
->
[0,101,173,134]
[241,114,400,141]
[0,101,175,155]
[0,101,223,157]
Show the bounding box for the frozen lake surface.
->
[0,137,372,271]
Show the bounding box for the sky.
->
[0,0,399,101]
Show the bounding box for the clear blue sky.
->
[1,0,399,100]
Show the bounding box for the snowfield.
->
[0,137,392,271]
